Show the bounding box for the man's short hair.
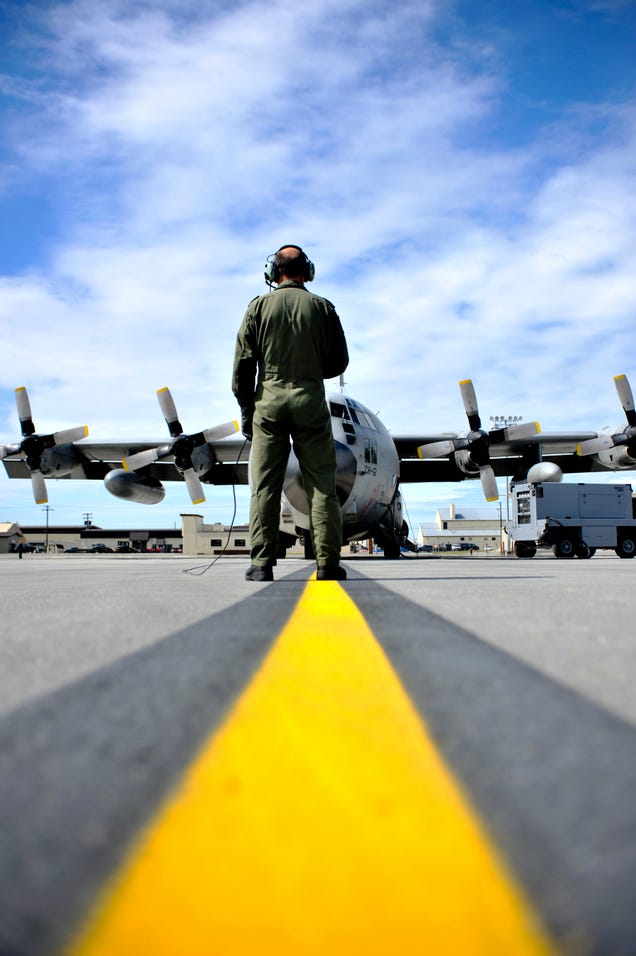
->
[274,246,307,278]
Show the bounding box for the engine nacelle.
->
[104,468,165,504]
[596,445,636,470]
[40,443,82,477]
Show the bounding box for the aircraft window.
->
[330,402,350,420]
[364,439,377,465]
[359,411,375,429]
[346,399,375,429]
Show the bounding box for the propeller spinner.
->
[576,374,636,457]
[0,387,88,504]
[417,379,540,502]
[122,387,239,504]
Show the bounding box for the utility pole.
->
[83,512,93,528]
[43,505,54,552]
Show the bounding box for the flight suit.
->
[232,280,349,568]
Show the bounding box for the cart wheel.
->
[575,544,592,559]
[553,538,575,558]
[514,541,536,558]
[616,537,636,559]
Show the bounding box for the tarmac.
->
[1,551,635,954]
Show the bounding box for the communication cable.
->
[182,437,249,576]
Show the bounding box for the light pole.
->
[489,415,524,554]
[489,415,523,524]
[43,504,53,552]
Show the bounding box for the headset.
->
[264,244,315,287]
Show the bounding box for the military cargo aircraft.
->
[2,375,635,559]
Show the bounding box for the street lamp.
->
[489,415,524,549]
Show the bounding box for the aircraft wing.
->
[1,438,250,485]
[394,431,601,483]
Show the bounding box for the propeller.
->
[122,387,239,505]
[576,374,636,457]
[0,387,88,504]
[417,379,540,502]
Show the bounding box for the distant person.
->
[232,244,349,581]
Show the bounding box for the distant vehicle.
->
[458,542,479,551]
[506,481,636,559]
[417,544,434,552]
[64,547,86,553]
[115,545,138,553]
[91,544,114,553]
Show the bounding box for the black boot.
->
[245,564,274,582]
[316,565,347,581]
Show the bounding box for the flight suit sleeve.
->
[232,306,259,412]
[322,302,349,380]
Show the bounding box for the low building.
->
[17,524,183,553]
[0,522,26,554]
[417,502,503,553]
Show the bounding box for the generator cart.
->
[505,481,636,559]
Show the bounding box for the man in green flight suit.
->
[232,244,349,582]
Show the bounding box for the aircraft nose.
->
[283,441,357,514]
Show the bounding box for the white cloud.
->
[1,0,635,528]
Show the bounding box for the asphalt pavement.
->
[1,551,635,955]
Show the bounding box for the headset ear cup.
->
[305,259,315,282]
[264,258,279,285]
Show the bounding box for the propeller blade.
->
[576,434,614,456]
[31,469,48,505]
[202,420,240,442]
[15,386,35,434]
[614,374,636,427]
[122,447,164,470]
[459,379,481,430]
[184,468,205,505]
[417,439,457,460]
[503,421,541,441]
[157,387,182,435]
[53,425,89,445]
[479,465,499,502]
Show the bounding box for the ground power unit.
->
[505,482,636,559]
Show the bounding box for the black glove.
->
[240,408,253,442]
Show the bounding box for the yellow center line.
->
[66,580,556,955]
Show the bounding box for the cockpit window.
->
[346,399,375,430]
[330,402,350,420]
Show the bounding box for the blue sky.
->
[1,0,636,533]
